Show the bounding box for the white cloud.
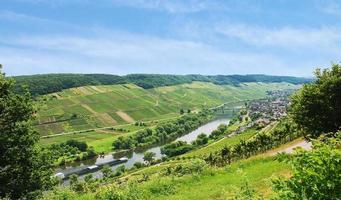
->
[1,32,304,76]
[0,8,333,77]
[216,24,341,50]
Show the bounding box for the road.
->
[270,140,312,156]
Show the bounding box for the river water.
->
[57,116,230,181]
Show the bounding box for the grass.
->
[144,158,290,200]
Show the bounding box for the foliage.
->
[13,74,126,96]
[162,159,207,177]
[113,165,126,177]
[290,64,341,139]
[192,133,209,145]
[161,141,195,157]
[113,111,211,150]
[48,140,96,165]
[143,152,156,163]
[205,118,301,166]
[65,139,88,151]
[95,183,144,200]
[209,124,228,139]
[0,66,54,199]
[273,138,341,200]
[101,166,113,179]
[234,181,263,200]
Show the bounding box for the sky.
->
[1,0,341,77]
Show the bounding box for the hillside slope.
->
[35,82,300,135]
[12,73,311,96]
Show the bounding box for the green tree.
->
[0,66,54,199]
[193,133,208,145]
[273,139,341,200]
[180,108,185,115]
[290,64,341,138]
[101,165,113,178]
[143,151,156,163]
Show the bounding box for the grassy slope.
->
[36,82,299,136]
[148,158,289,200]
[54,147,292,200]
[45,123,305,199]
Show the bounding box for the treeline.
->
[12,74,125,96]
[12,73,312,96]
[49,139,97,165]
[112,111,212,150]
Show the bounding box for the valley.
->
[37,81,300,153]
[2,1,340,199]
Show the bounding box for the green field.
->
[36,81,299,137]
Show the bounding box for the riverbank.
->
[55,115,232,182]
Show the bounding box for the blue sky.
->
[1,0,341,76]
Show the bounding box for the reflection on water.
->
[57,116,230,181]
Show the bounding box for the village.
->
[232,89,296,134]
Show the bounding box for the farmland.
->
[36,82,300,136]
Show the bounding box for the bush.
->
[161,141,194,157]
[273,138,341,200]
[66,139,88,151]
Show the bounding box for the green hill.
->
[12,73,311,96]
[35,81,300,136]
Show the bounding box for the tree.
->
[0,66,54,199]
[66,139,88,151]
[180,108,185,115]
[143,151,156,163]
[101,165,113,178]
[290,64,341,139]
[221,146,232,164]
[193,133,208,145]
[273,139,341,199]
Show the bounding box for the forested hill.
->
[12,73,312,96]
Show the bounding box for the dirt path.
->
[272,140,312,155]
[267,139,312,156]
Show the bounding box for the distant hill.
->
[12,73,312,96]
[37,82,300,138]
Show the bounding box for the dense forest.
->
[12,73,312,96]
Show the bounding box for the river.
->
[57,116,230,182]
